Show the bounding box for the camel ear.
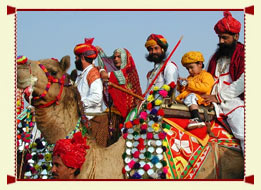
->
[70,69,78,82]
[60,55,71,72]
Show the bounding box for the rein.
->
[32,62,67,108]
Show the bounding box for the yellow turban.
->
[181,51,204,66]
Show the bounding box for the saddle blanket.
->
[163,118,241,179]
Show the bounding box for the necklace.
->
[149,63,162,80]
[217,58,230,75]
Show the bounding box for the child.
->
[176,51,215,129]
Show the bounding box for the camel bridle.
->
[32,61,66,108]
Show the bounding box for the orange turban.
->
[74,38,98,59]
[145,34,168,51]
[214,11,241,34]
[53,132,89,169]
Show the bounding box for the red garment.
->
[214,11,241,34]
[208,42,245,99]
[108,49,142,118]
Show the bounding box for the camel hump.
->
[87,67,100,86]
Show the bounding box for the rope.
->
[210,141,220,179]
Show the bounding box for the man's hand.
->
[96,46,103,53]
[201,94,219,104]
[100,70,109,80]
[178,77,187,81]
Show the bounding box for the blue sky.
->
[17,11,244,91]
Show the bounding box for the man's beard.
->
[75,59,83,71]
[215,40,237,59]
[146,52,167,63]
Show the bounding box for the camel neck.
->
[35,86,80,144]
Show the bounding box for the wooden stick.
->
[18,149,25,179]
[108,82,144,101]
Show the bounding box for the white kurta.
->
[147,61,179,89]
[75,64,103,119]
[211,57,244,151]
[211,57,244,116]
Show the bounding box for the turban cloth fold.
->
[181,51,204,66]
[74,38,98,59]
[145,34,168,51]
[17,55,28,65]
[53,132,89,169]
[214,11,241,34]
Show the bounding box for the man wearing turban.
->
[74,38,114,147]
[51,132,89,179]
[202,11,245,153]
[145,34,179,90]
[73,38,103,119]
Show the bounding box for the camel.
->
[17,55,244,179]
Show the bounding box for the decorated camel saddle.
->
[16,56,243,180]
[121,83,243,179]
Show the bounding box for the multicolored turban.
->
[214,11,241,34]
[53,132,89,169]
[145,34,168,51]
[74,38,98,59]
[17,55,28,65]
[181,51,204,66]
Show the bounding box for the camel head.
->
[17,56,71,107]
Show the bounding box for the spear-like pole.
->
[108,81,144,101]
[142,36,183,98]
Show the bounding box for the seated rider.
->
[97,47,142,118]
[176,51,215,129]
[144,33,179,90]
[74,38,115,147]
[73,38,103,118]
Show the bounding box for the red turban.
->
[74,38,98,59]
[214,11,241,34]
[145,34,168,51]
[53,132,89,169]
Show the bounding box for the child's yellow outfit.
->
[176,70,214,106]
[177,51,215,130]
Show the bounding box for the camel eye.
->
[50,71,57,76]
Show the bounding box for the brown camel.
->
[17,55,244,179]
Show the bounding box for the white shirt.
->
[75,64,103,119]
[147,60,179,89]
[211,57,244,116]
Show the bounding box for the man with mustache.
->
[51,132,89,179]
[145,34,179,90]
[74,38,111,147]
[74,38,103,117]
[201,11,244,153]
